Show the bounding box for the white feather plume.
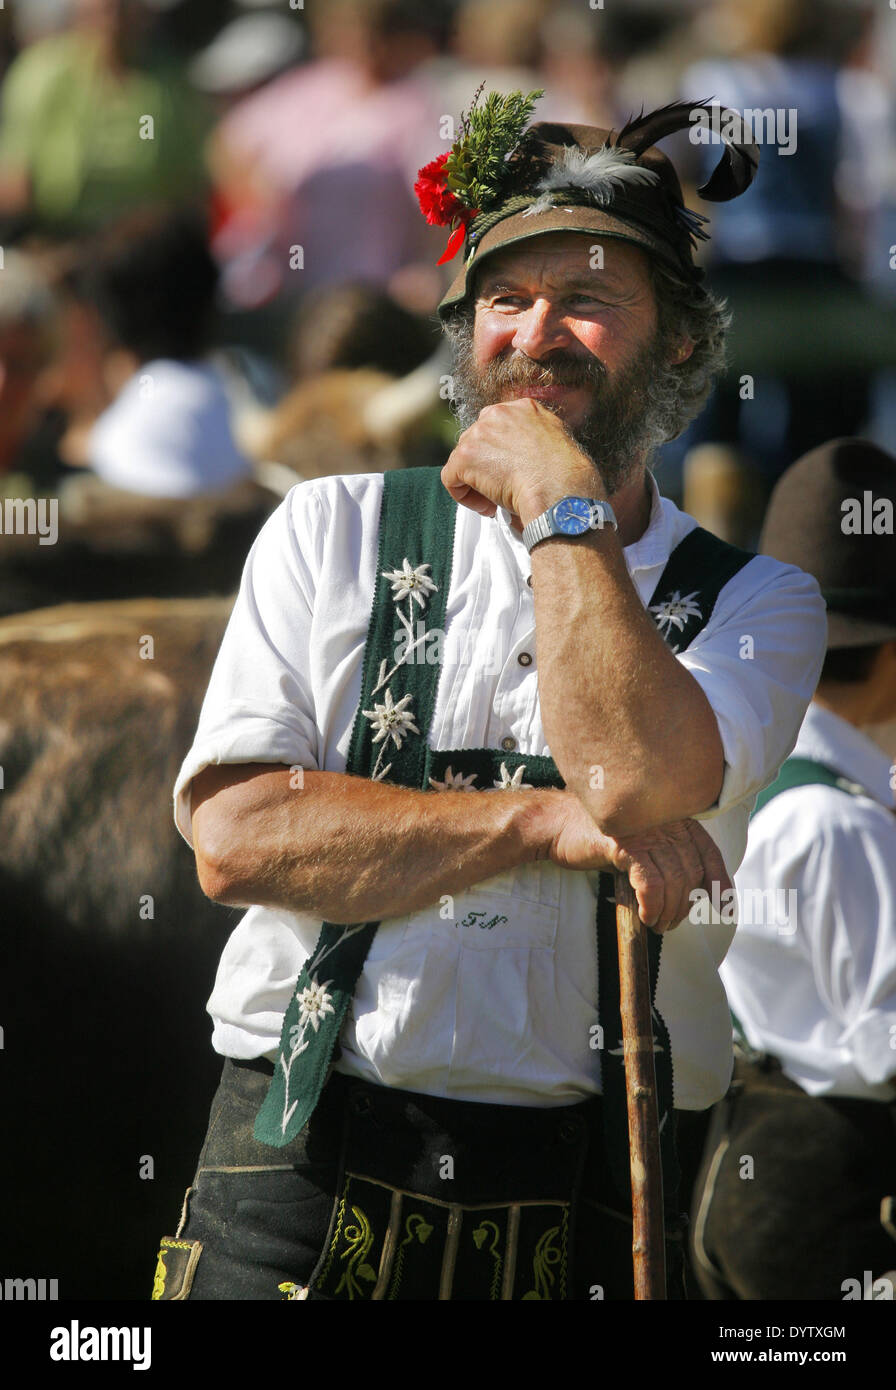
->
[534,144,660,206]
[521,192,557,217]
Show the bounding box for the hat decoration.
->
[414,84,544,264]
[520,143,662,219]
[415,87,760,277]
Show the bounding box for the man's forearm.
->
[528,523,724,835]
[191,764,551,923]
[442,402,725,837]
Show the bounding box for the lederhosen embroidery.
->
[304,1080,590,1301]
[253,465,755,1299]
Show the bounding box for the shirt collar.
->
[795,702,895,809]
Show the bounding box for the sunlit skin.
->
[442,233,692,546]
[475,236,659,424]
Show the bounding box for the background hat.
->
[424,95,760,321]
[759,438,896,649]
[188,13,304,95]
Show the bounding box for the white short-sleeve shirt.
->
[722,701,896,1100]
[173,469,826,1110]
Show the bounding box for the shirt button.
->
[526,575,533,587]
[501,735,517,751]
[517,652,532,666]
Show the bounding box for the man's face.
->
[447,233,680,495]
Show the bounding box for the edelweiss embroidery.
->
[429,766,479,791]
[494,762,533,790]
[361,688,420,781]
[361,558,440,781]
[382,558,438,608]
[297,977,335,1032]
[649,589,702,636]
[279,973,337,1133]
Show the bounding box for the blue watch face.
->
[553,497,593,534]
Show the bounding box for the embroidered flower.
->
[296,976,335,1033]
[649,589,702,635]
[382,559,438,609]
[362,687,420,749]
[494,762,533,790]
[429,766,479,791]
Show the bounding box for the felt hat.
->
[759,438,896,649]
[414,92,760,321]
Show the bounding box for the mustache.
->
[476,350,607,392]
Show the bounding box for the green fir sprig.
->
[444,86,544,213]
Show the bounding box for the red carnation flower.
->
[414,153,463,227]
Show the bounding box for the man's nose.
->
[510,299,573,358]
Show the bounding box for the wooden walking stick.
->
[614,868,666,1299]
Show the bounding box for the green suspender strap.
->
[751,757,873,818]
[255,468,460,1146]
[255,468,755,1216]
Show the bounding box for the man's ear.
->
[670,337,694,366]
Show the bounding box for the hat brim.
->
[437,205,689,319]
[826,610,896,649]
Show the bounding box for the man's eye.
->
[484,293,611,310]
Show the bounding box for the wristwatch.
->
[521,496,618,553]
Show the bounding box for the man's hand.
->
[536,789,732,932]
[441,398,601,528]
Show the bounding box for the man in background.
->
[693,438,896,1300]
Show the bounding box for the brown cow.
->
[0,597,237,1299]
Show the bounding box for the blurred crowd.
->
[0,0,894,567]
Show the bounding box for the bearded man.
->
[151,96,826,1302]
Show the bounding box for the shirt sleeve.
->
[172,481,325,846]
[677,556,827,816]
[804,799,896,1087]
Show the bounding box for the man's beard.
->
[444,314,672,495]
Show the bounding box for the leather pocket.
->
[151,1237,202,1301]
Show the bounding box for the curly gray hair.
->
[645,260,731,446]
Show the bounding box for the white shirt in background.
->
[722,701,896,1101]
[88,358,252,499]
